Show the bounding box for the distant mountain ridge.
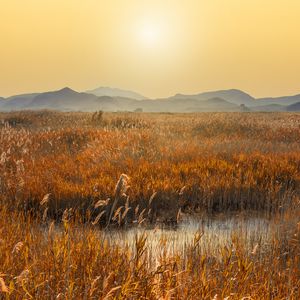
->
[1,87,300,112]
[171,89,255,106]
[86,87,147,100]
[255,94,300,106]
[286,102,300,112]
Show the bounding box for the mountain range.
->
[1,87,300,112]
[85,86,146,100]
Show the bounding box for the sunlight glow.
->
[138,22,162,47]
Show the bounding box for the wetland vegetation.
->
[0,111,299,299]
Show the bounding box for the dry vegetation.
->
[0,111,299,299]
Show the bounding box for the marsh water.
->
[102,212,281,257]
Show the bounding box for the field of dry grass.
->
[0,111,299,299]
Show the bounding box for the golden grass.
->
[0,111,300,223]
[0,111,299,298]
[0,204,299,299]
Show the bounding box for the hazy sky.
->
[1,0,300,98]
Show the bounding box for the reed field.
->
[0,111,299,299]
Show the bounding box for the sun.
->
[138,22,162,47]
[129,13,183,59]
[135,18,168,50]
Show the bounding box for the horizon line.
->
[2,86,300,100]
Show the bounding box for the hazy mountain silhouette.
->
[86,87,147,100]
[255,94,300,106]
[2,93,40,110]
[0,88,146,112]
[7,93,40,101]
[28,87,93,110]
[250,104,285,112]
[1,87,300,112]
[0,97,5,108]
[286,102,300,111]
[27,88,140,111]
[170,89,255,106]
[180,97,239,112]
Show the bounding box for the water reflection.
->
[102,213,277,257]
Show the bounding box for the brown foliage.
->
[0,112,299,298]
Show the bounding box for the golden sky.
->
[1,0,300,98]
